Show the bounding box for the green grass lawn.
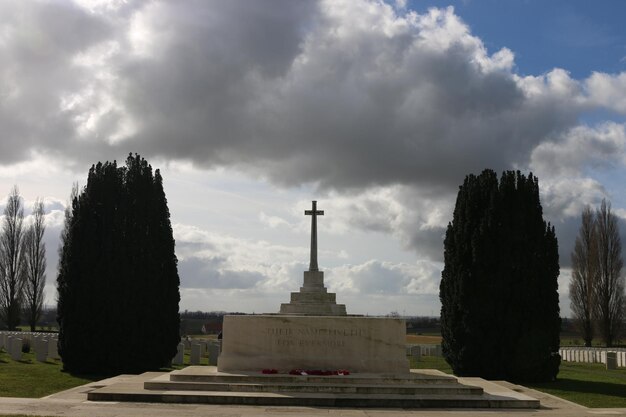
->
[411,355,626,408]
[528,361,626,408]
[559,333,625,347]
[0,346,213,398]
[0,350,98,398]
[2,348,625,408]
[410,355,453,373]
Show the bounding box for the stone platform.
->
[87,366,540,408]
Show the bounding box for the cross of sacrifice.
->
[305,200,324,271]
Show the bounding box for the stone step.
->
[144,378,483,396]
[289,292,337,303]
[87,387,538,409]
[87,369,541,409]
[169,367,458,386]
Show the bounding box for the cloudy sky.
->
[1,0,626,317]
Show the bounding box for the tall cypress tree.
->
[57,154,180,374]
[440,169,560,382]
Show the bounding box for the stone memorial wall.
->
[218,315,409,373]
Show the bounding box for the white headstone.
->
[606,352,617,370]
[47,338,60,360]
[172,342,184,365]
[190,343,201,365]
[208,342,220,366]
[10,338,22,361]
[410,345,422,359]
[36,339,48,362]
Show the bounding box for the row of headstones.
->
[172,340,221,366]
[406,344,442,359]
[559,348,626,370]
[0,331,60,362]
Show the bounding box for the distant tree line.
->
[180,310,239,320]
[0,187,47,331]
[405,316,440,334]
[570,200,625,347]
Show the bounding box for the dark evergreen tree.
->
[440,169,560,382]
[57,154,180,374]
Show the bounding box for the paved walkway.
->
[0,373,625,417]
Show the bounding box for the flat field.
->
[0,350,97,398]
[406,334,442,344]
[411,355,626,408]
[528,361,626,408]
[2,346,625,408]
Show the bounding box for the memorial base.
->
[217,315,409,374]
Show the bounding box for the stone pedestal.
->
[279,271,346,316]
[217,315,409,373]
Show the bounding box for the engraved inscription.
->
[265,327,366,349]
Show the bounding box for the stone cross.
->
[305,200,324,271]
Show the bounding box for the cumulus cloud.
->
[178,256,265,290]
[172,220,443,313]
[2,0,624,204]
[0,0,115,163]
[329,259,441,295]
[0,0,604,191]
[586,72,626,114]
[530,123,626,178]
[2,0,626,315]
[309,186,451,261]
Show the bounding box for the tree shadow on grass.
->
[59,368,114,382]
[533,378,626,399]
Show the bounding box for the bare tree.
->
[570,206,598,347]
[23,199,46,332]
[0,186,26,330]
[593,199,625,347]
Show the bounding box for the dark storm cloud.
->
[117,2,579,191]
[2,0,626,270]
[0,0,114,163]
[0,0,586,190]
[178,256,265,289]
